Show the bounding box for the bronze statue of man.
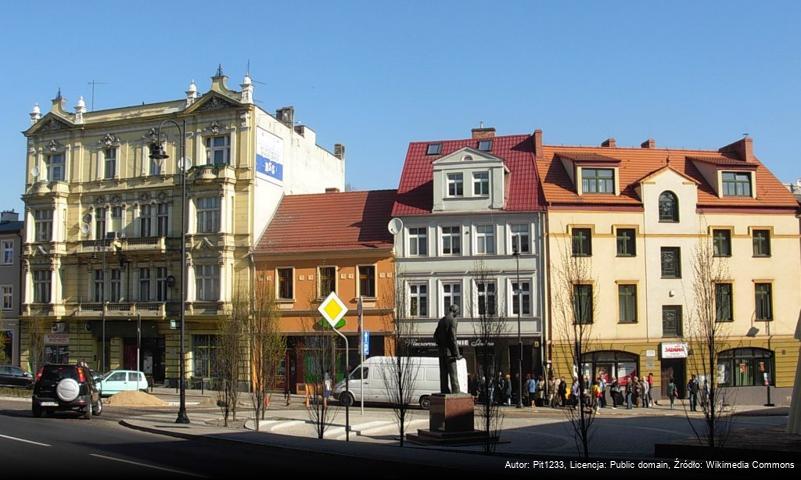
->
[434,303,461,394]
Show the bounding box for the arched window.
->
[717,348,773,387]
[658,191,679,223]
[580,350,639,385]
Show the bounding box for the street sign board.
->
[318,291,348,329]
[362,331,370,356]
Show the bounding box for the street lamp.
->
[764,320,774,407]
[149,119,190,425]
[513,244,523,409]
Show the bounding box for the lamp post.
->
[149,119,190,424]
[764,320,774,407]
[513,244,523,409]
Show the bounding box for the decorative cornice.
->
[98,133,122,149]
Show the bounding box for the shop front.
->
[660,342,688,398]
[581,350,640,385]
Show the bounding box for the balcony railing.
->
[73,302,168,317]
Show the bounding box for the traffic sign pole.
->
[359,296,364,416]
[318,292,351,442]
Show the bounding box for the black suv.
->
[32,364,102,419]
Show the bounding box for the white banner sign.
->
[661,342,688,359]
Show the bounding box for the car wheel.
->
[83,406,92,420]
[32,403,42,418]
[339,392,354,407]
[92,398,102,416]
[419,395,431,409]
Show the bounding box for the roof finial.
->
[479,120,484,128]
[665,156,671,166]
[216,64,224,77]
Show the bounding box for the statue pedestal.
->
[407,393,490,445]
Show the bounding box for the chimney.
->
[641,138,656,149]
[1,210,19,223]
[334,143,345,161]
[275,106,294,127]
[533,129,543,159]
[719,136,754,163]
[293,125,305,136]
[601,138,616,148]
[471,127,496,139]
[325,187,340,193]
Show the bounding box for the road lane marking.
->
[0,434,51,447]
[89,454,207,478]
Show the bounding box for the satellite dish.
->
[31,166,40,179]
[80,223,90,236]
[387,218,404,235]
[178,157,192,171]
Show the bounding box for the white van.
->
[333,356,468,409]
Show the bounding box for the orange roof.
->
[255,190,396,254]
[536,142,798,211]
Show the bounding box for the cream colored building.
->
[20,67,344,385]
[536,134,801,404]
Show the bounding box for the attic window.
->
[478,139,492,152]
[426,143,442,155]
[722,172,752,197]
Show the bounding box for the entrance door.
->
[661,358,686,399]
[123,342,137,371]
[509,344,533,379]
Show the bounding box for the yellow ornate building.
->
[20,67,344,385]
[536,134,801,404]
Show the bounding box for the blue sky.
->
[1,1,800,213]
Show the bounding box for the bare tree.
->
[0,330,7,365]
[470,260,506,454]
[215,288,246,427]
[381,272,420,446]
[682,235,734,448]
[552,242,598,458]
[303,332,339,439]
[28,318,47,372]
[248,275,286,431]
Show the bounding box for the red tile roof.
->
[537,143,798,211]
[256,190,396,254]
[392,134,543,216]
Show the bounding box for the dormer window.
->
[426,143,442,155]
[473,171,489,196]
[478,139,492,152]
[581,168,614,194]
[658,191,679,223]
[446,173,463,197]
[722,172,752,197]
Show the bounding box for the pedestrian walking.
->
[598,376,607,408]
[591,380,601,414]
[496,372,506,405]
[647,373,655,406]
[640,377,649,408]
[571,379,580,408]
[700,379,709,410]
[625,379,633,409]
[504,374,513,406]
[687,375,699,412]
[526,374,537,408]
[610,378,620,409]
[667,377,678,410]
[558,377,567,407]
[536,375,545,407]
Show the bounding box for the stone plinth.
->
[429,393,474,432]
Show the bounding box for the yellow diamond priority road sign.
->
[318,291,348,330]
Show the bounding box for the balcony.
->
[77,236,168,254]
[24,180,70,198]
[22,303,66,318]
[190,164,236,185]
[187,301,231,316]
[73,302,168,318]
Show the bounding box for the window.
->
[33,270,51,303]
[573,284,593,324]
[473,171,490,195]
[476,281,497,316]
[426,143,442,155]
[34,209,53,242]
[110,206,123,234]
[409,283,428,317]
[192,335,219,378]
[46,153,65,182]
[477,139,492,152]
[446,173,463,197]
[442,282,461,313]
[358,265,376,298]
[510,224,530,254]
[722,172,752,197]
[93,269,104,303]
[618,284,637,323]
[661,247,681,278]
[717,348,773,387]
[713,229,732,257]
[408,227,428,256]
[138,268,151,302]
[441,226,461,255]
[715,283,733,322]
[571,228,592,257]
[196,197,221,233]
[156,267,168,302]
[110,268,121,302]
[658,191,679,222]
[511,280,531,316]
[205,135,230,165]
[2,240,14,265]
[616,228,636,257]
[140,205,152,237]
[752,229,771,257]
[2,286,12,310]
[104,148,117,179]
[95,207,106,240]
[475,225,495,255]
[662,306,683,337]
[277,268,293,300]
[157,203,169,236]
[581,168,614,194]
[318,266,336,297]
[196,264,220,301]
[755,283,773,321]
[581,351,640,386]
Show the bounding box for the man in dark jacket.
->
[687,375,699,411]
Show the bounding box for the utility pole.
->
[87,80,109,111]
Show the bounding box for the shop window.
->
[581,351,639,385]
[717,348,773,387]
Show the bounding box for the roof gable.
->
[183,90,243,115]
[431,147,504,167]
[24,112,74,136]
